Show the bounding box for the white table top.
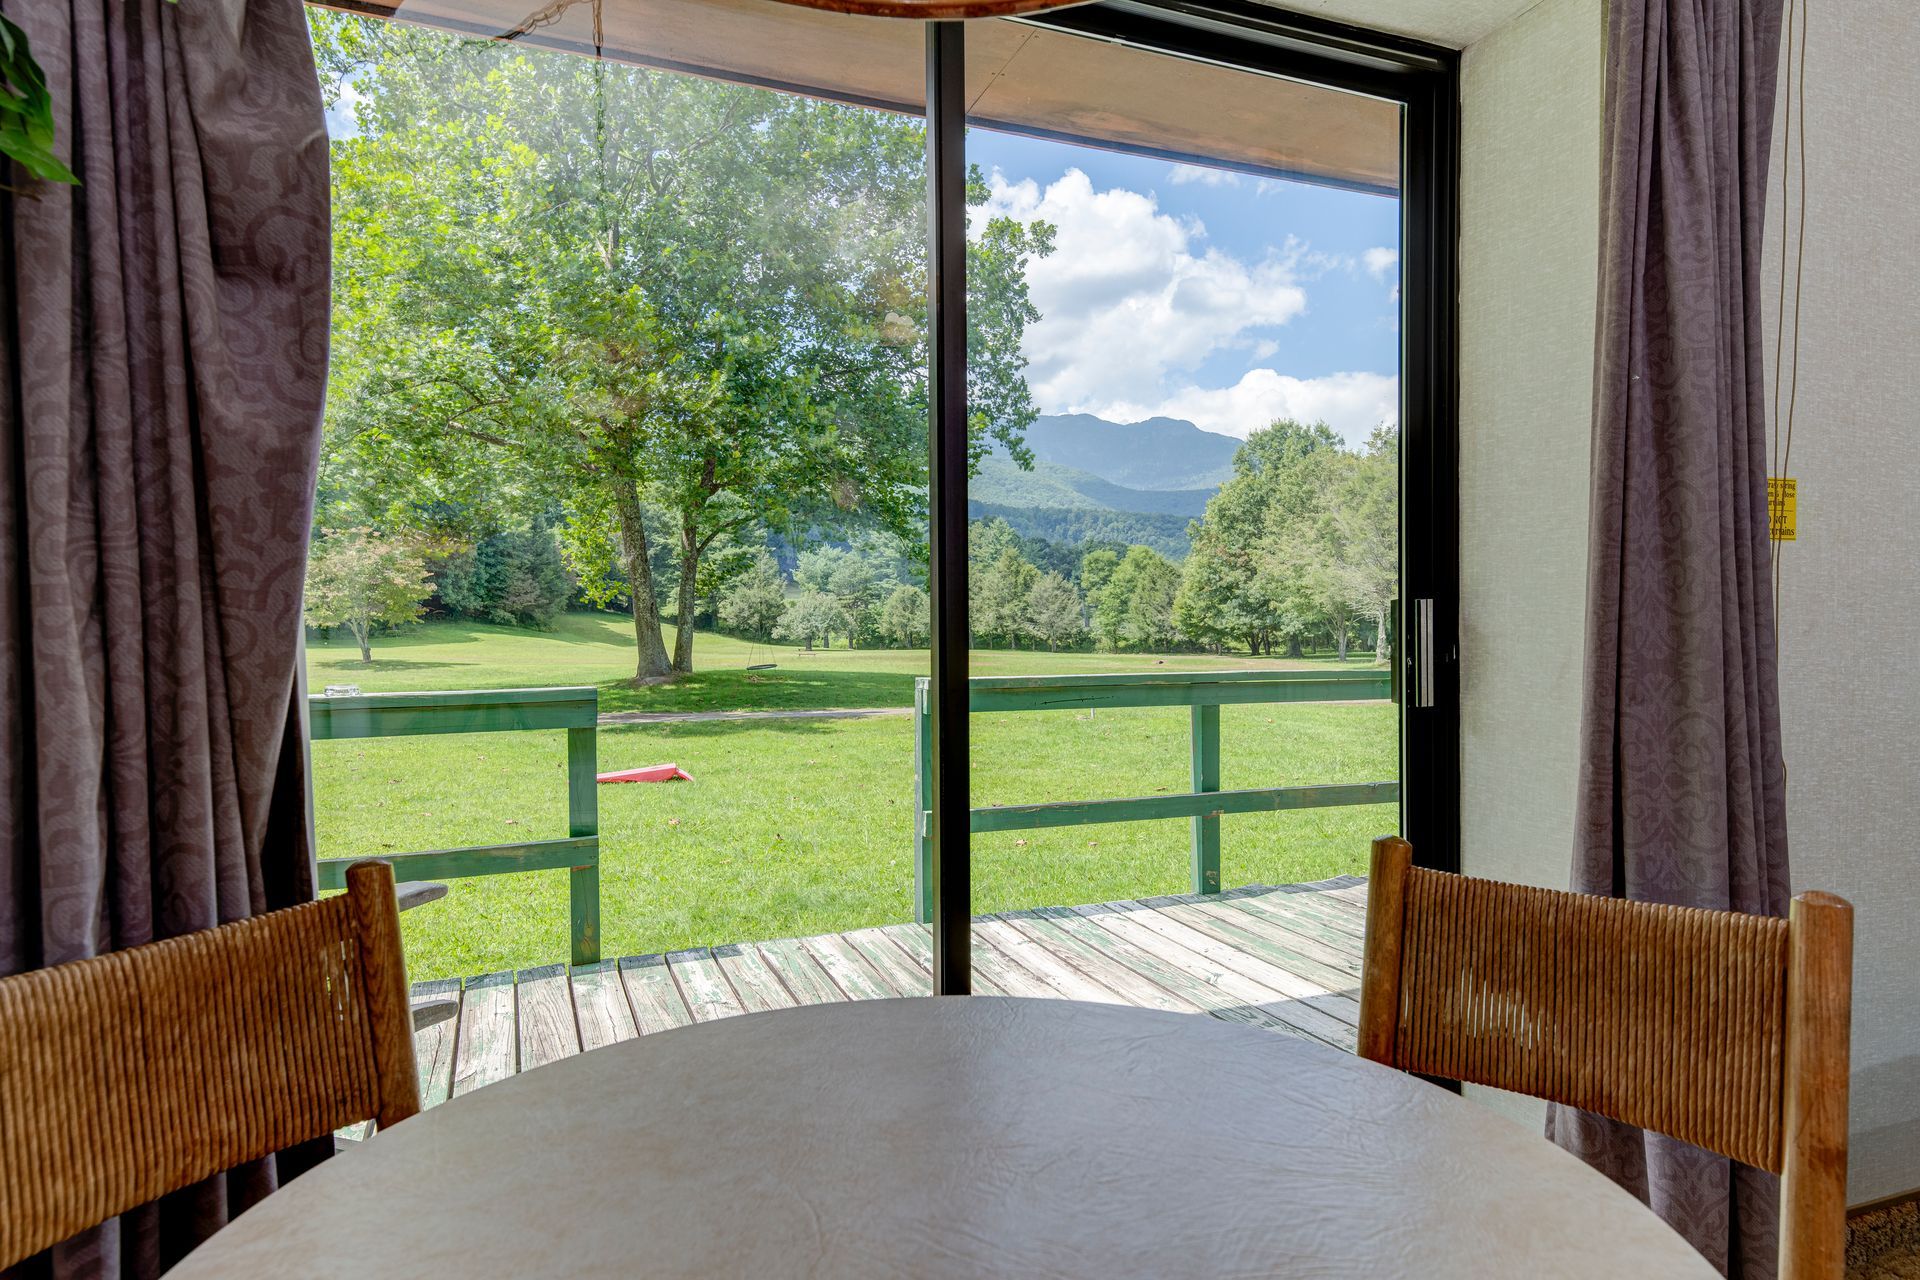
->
[176,997,1716,1278]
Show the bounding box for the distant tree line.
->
[308,419,1398,664]
[704,417,1398,661]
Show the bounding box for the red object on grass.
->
[596,764,694,784]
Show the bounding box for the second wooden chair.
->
[1357,836,1852,1280]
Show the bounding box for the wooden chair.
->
[0,859,420,1268]
[1357,836,1853,1280]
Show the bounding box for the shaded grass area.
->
[307,612,1365,715]
[313,700,1396,980]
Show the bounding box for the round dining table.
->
[174,997,1716,1278]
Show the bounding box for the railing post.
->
[913,677,934,925]
[567,721,600,966]
[1190,702,1221,894]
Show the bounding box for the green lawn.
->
[307,611,1361,714]
[307,615,1397,980]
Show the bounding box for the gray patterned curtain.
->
[1546,0,1791,1276]
[0,0,330,1272]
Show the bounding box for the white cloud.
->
[980,168,1308,410]
[1363,246,1399,282]
[1091,368,1398,446]
[1167,165,1243,188]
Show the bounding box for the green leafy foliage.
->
[0,15,78,187]
[715,550,788,641]
[1174,419,1398,659]
[436,524,573,629]
[1024,571,1086,652]
[304,528,435,663]
[879,584,930,648]
[312,11,1051,682]
[974,547,1039,649]
[774,590,850,650]
[1094,545,1183,652]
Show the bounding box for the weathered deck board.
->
[619,954,693,1035]
[570,960,637,1052]
[1145,897,1361,999]
[1237,883,1368,941]
[712,943,795,1014]
[408,878,1368,1109]
[667,948,746,1022]
[1065,901,1351,1048]
[515,965,581,1071]
[995,911,1195,1016]
[753,938,844,1006]
[844,927,935,998]
[802,933,898,1000]
[412,978,462,1109]
[878,923,1011,997]
[451,970,518,1098]
[1030,903,1312,1039]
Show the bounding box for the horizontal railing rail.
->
[308,687,600,965]
[912,670,1396,923]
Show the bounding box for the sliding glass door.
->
[917,7,1458,1001]
[305,0,1454,1025]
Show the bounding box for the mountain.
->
[1018,413,1242,491]
[969,413,1244,560]
[969,456,1214,519]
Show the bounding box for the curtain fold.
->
[0,0,331,1273]
[1547,1,1791,1276]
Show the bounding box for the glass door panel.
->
[959,16,1413,1028]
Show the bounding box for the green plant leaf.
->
[0,14,79,187]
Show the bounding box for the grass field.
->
[307,611,1360,713]
[308,614,1397,980]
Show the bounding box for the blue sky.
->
[970,128,1401,446]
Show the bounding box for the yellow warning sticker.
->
[1768,477,1797,542]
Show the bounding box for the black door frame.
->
[923,3,1461,993]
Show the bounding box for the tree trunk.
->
[350,618,372,665]
[611,480,674,682]
[672,519,700,674]
[1376,605,1391,663]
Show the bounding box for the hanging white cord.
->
[1770,0,1809,644]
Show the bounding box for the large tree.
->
[313,14,1051,682]
[1332,426,1400,662]
[1094,546,1182,652]
[1025,571,1086,652]
[1173,419,1350,657]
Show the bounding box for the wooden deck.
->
[392,876,1370,1120]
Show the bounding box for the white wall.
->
[1453,0,1604,1134]
[1453,0,1920,1203]
[1760,1,1920,1207]
[1456,0,1602,894]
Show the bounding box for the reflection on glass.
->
[304,5,938,990]
[962,22,1404,1017]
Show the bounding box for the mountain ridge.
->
[1011,413,1242,492]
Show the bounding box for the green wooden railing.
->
[309,687,600,965]
[912,669,1397,923]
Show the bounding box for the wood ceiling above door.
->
[324,0,1403,194]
